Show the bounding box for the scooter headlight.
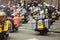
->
[38,20,43,24]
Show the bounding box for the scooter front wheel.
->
[40,28,48,35]
[15,28,18,31]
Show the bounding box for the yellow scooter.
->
[52,11,58,22]
[33,12,38,19]
[52,11,57,19]
[20,14,29,23]
[20,14,25,23]
[32,10,49,35]
[30,10,34,16]
[0,11,10,40]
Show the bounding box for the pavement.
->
[50,17,60,32]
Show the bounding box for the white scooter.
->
[32,10,51,35]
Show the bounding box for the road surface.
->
[8,17,60,40]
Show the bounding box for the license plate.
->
[21,16,25,19]
[37,24,44,29]
[52,15,56,18]
[34,15,38,18]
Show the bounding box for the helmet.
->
[27,5,30,7]
[0,11,6,20]
[15,9,19,13]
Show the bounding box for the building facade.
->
[0,0,20,7]
[0,0,60,8]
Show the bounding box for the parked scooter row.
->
[0,4,60,40]
[9,4,59,35]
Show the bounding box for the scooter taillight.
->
[0,16,4,18]
[21,15,25,19]
[0,25,2,28]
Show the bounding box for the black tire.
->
[25,20,28,23]
[6,34,9,37]
[9,20,15,33]
[0,34,4,40]
[40,31,47,35]
[40,31,45,35]
[0,38,4,40]
[40,28,48,35]
[15,28,18,31]
[5,31,9,38]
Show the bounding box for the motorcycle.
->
[32,12,39,19]
[20,14,29,23]
[52,11,59,21]
[0,11,10,40]
[32,7,40,19]
[32,10,51,35]
[8,9,20,32]
[30,10,34,16]
[20,8,29,23]
[8,16,20,32]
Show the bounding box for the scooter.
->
[32,12,39,19]
[52,11,59,21]
[8,14,20,32]
[32,10,50,35]
[0,16,10,40]
[20,14,29,23]
[30,9,34,16]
